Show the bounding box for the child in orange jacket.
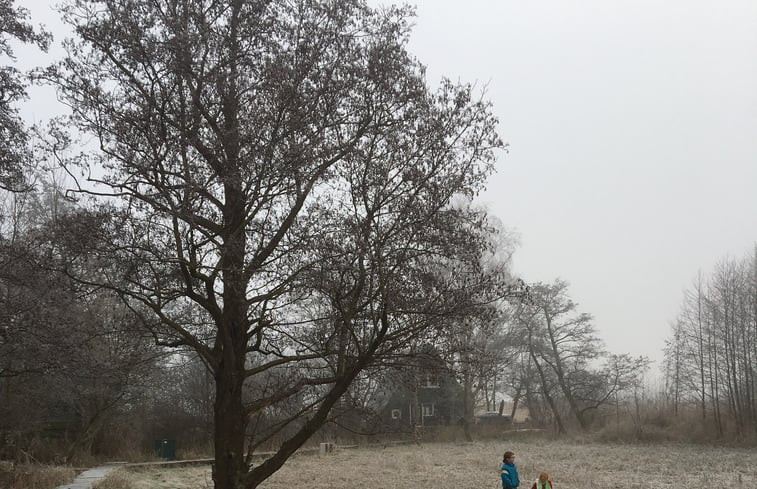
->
[531,472,553,489]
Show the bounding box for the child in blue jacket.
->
[501,450,520,489]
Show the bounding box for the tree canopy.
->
[44,1,504,487]
[0,0,49,191]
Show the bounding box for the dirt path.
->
[53,459,215,489]
[56,464,124,489]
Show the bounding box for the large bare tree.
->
[45,1,503,487]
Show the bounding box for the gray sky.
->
[389,0,757,367]
[17,0,757,367]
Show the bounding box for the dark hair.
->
[503,451,515,463]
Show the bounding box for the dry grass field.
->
[0,463,76,489]
[95,439,757,489]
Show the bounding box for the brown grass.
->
[93,466,212,489]
[93,440,757,489]
[0,463,77,489]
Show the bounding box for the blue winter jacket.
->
[501,462,520,489]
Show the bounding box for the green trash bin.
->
[155,439,176,460]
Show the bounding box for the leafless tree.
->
[44,1,503,487]
[0,0,50,191]
[664,248,757,438]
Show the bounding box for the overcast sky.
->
[17,0,757,367]
[392,0,757,367]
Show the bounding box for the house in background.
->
[377,352,463,430]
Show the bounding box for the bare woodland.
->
[0,1,754,489]
[664,249,757,436]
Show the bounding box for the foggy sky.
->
[397,0,757,367]
[16,0,757,368]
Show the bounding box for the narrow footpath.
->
[56,464,125,489]
[53,447,324,488]
[54,459,213,489]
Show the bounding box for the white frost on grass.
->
[106,440,757,489]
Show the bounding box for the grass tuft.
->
[93,468,135,489]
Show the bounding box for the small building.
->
[377,352,463,429]
[498,401,530,423]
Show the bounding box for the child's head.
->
[538,472,549,483]
[503,451,515,463]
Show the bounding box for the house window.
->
[424,374,440,388]
[422,403,434,417]
[391,409,401,420]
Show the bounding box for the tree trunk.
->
[214,81,248,487]
[543,311,587,431]
[213,362,247,489]
[462,373,474,441]
[696,273,707,424]
[529,348,565,435]
[509,382,522,419]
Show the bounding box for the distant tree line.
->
[664,247,757,438]
[487,279,649,434]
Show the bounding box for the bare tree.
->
[45,1,503,487]
[526,280,603,430]
[0,0,49,191]
[508,279,644,433]
[0,183,159,462]
[664,247,757,439]
[662,319,684,415]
